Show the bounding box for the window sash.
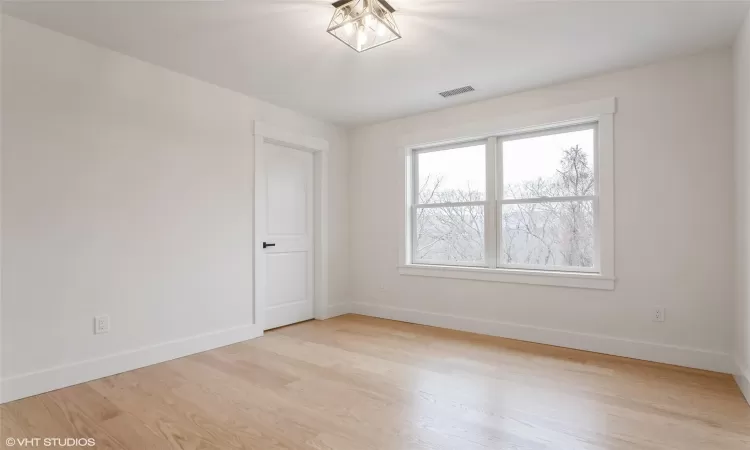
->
[497,198,598,273]
[412,140,487,207]
[498,123,598,201]
[412,204,488,267]
[411,122,600,273]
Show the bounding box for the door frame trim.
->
[253,122,329,331]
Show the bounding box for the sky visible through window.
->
[417,129,594,196]
[503,129,594,191]
[418,144,485,202]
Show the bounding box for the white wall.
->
[734,10,750,402]
[349,50,736,372]
[0,16,349,402]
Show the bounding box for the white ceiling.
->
[5,1,749,126]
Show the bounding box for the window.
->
[414,142,486,265]
[500,125,596,271]
[402,100,615,289]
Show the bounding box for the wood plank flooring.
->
[2,314,749,449]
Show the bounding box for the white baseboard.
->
[0,324,262,404]
[326,303,351,319]
[735,360,750,406]
[351,302,734,373]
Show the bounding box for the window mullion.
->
[485,137,497,269]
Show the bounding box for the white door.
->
[256,142,314,330]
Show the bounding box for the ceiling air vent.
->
[439,85,475,98]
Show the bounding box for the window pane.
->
[501,200,594,269]
[416,205,485,265]
[503,128,595,199]
[417,144,485,204]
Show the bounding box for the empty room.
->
[1,0,750,448]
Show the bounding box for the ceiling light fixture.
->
[327,0,401,53]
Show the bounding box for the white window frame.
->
[411,140,489,267]
[399,98,616,290]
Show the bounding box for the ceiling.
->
[5,1,749,126]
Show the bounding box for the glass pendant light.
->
[327,0,401,53]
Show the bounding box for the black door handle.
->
[263,242,276,249]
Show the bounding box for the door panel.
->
[266,252,307,307]
[257,141,314,330]
[267,156,308,236]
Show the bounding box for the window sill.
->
[398,264,615,290]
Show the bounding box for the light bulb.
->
[357,25,367,51]
[343,22,354,35]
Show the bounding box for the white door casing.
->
[253,122,329,331]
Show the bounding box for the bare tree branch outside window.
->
[416,144,594,268]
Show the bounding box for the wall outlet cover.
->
[94,315,110,334]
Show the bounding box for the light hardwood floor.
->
[2,314,749,449]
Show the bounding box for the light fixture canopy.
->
[327,0,401,53]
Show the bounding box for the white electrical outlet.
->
[653,307,665,322]
[94,315,110,334]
